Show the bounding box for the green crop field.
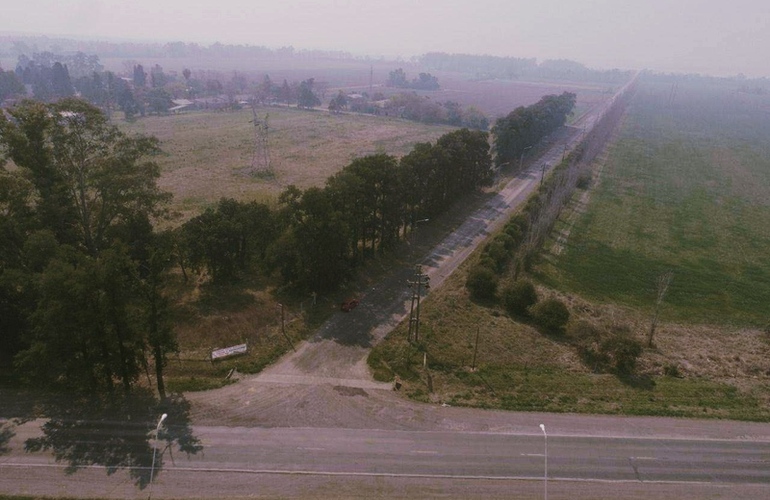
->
[538,78,770,327]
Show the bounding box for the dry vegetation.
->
[119,107,456,220]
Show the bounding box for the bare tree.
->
[648,271,674,347]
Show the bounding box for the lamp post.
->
[410,218,429,246]
[148,413,167,500]
[519,145,533,171]
[539,424,548,500]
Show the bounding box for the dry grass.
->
[119,107,456,220]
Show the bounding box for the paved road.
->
[2,421,769,498]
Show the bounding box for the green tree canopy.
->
[297,78,320,109]
[0,98,169,255]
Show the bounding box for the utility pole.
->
[278,303,296,352]
[407,264,430,343]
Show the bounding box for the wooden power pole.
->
[407,264,430,343]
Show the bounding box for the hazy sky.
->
[4,0,770,77]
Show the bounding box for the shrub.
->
[466,264,499,301]
[566,320,601,340]
[576,171,592,189]
[530,298,570,333]
[601,335,643,375]
[568,320,643,375]
[664,364,682,378]
[502,280,538,317]
[569,320,610,372]
[483,239,509,271]
[477,255,497,271]
[495,233,516,251]
[507,213,529,233]
[504,224,523,247]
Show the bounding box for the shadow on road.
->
[18,389,202,489]
[312,265,415,347]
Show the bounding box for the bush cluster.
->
[530,298,571,333]
[568,320,643,375]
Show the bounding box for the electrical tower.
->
[407,264,430,343]
[250,102,271,173]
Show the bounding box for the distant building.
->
[169,98,194,113]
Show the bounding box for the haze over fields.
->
[2,0,769,78]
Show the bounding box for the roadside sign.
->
[211,343,248,361]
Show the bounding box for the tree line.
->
[179,128,493,293]
[467,79,643,375]
[5,51,328,119]
[420,52,633,83]
[387,68,440,90]
[491,91,576,167]
[2,36,350,62]
[332,90,489,130]
[175,92,577,293]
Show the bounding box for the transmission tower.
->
[407,264,430,343]
[250,102,271,173]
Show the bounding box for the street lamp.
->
[539,424,548,500]
[148,413,167,499]
[519,145,533,171]
[410,218,429,246]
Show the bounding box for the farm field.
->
[538,78,770,326]
[117,73,610,220]
[370,76,770,421]
[119,107,456,219]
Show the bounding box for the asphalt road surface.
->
[2,420,770,499]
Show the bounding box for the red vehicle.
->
[340,298,359,312]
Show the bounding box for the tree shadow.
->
[0,421,15,455]
[195,283,256,314]
[617,373,656,390]
[24,389,202,489]
[312,264,414,347]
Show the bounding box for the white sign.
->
[211,343,248,360]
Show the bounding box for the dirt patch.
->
[334,386,369,397]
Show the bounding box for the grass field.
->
[370,77,770,421]
[538,79,770,326]
[119,107,456,219]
